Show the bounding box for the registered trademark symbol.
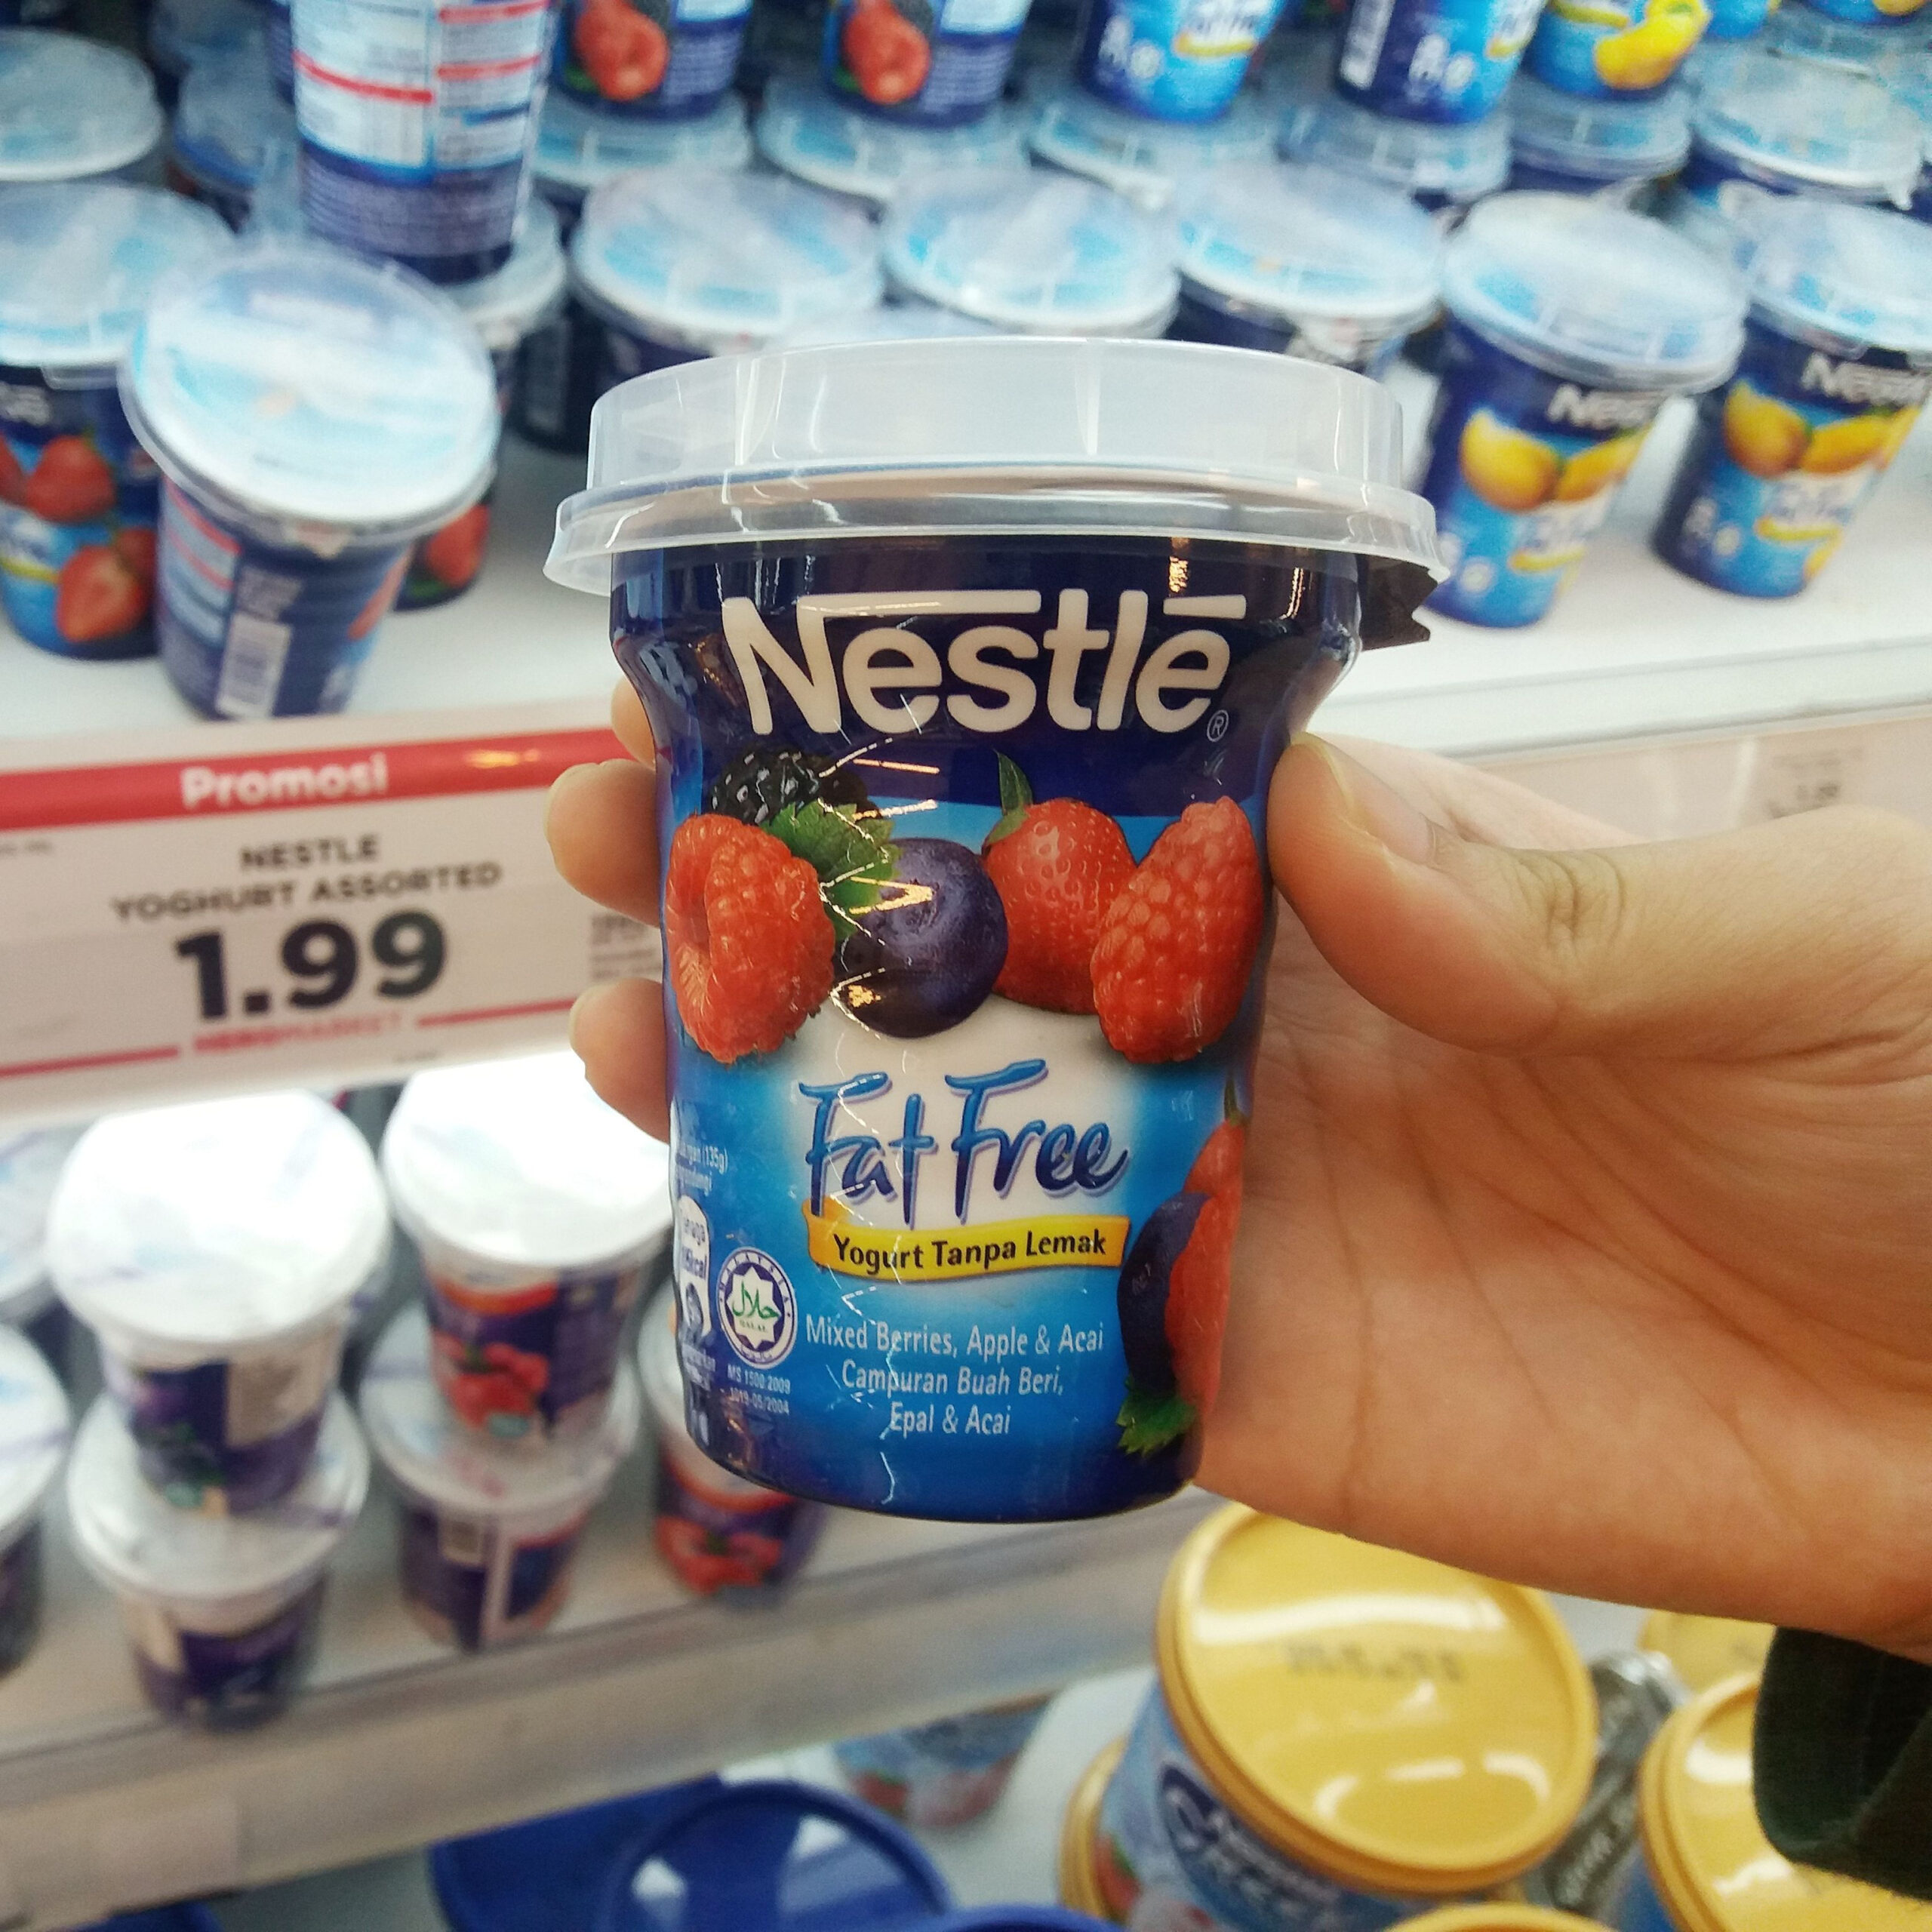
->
[1206,709,1230,742]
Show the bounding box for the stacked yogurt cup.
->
[363,1051,666,1648]
[47,1091,387,1728]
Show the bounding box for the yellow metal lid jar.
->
[1627,1675,1932,1932]
[1637,1611,1774,1698]
[1094,1505,1598,1930]
[1060,1738,1125,1917]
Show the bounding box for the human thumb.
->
[1270,736,1932,1060]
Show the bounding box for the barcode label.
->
[1339,0,1396,86]
[214,613,294,721]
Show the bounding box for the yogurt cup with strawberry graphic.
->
[547,336,1438,1521]
[819,0,1032,128]
[119,239,498,718]
[553,0,753,121]
[47,1094,391,1515]
[383,1051,672,1446]
[360,1307,640,1650]
[0,183,229,659]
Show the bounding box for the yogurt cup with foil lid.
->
[641,1287,823,1597]
[1278,89,1512,217]
[383,1050,672,1445]
[1422,192,1746,626]
[0,31,165,183]
[360,1308,640,1650]
[48,1093,390,1513]
[1170,158,1444,374]
[882,171,1179,333]
[0,1327,69,1678]
[122,239,499,718]
[1637,1610,1773,1695]
[534,90,755,223]
[1028,85,1275,211]
[1654,198,1932,597]
[168,41,299,231]
[1094,1506,1597,1930]
[0,1127,82,1363]
[756,75,1029,208]
[1507,75,1692,199]
[1620,1675,1927,1932]
[66,1391,365,1727]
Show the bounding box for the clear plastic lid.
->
[360,1309,640,1519]
[446,198,567,352]
[0,31,165,184]
[1279,91,1511,205]
[1508,75,1692,180]
[382,1050,672,1277]
[1443,192,1746,387]
[148,0,258,77]
[1028,85,1275,211]
[534,91,752,202]
[1737,195,1932,350]
[570,170,881,355]
[779,300,1000,345]
[756,76,1029,208]
[48,1093,392,1353]
[1174,159,1443,328]
[1690,47,1922,195]
[122,239,500,541]
[0,1127,82,1312]
[545,337,1438,583]
[0,1327,69,1549]
[171,39,297,195]
[66,1392,367,1604]
[1767,5,1927,80]
[881,171,1179,335]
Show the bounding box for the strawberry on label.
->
[0,438,26,508]
[842,0,931,103]
[23,435,117,525]
[575,0,670,100]
[419,503,490,590]
[55,543,149,645]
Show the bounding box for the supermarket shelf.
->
[0,1430,1217,1930]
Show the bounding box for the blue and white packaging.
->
[0,30,165,185]
[1334,0,1543,123]
[1506,73,1690,201]
[1072,0,1292,122]
[168,42,300,229]
[120,242,498,718]
[147,0,260,101]
[1278,87,1511,220]
[821,0,1035,128]
[1419,192,1745,626]
[1525,0,1711,103]
[1028,82,1274,208]
[552,0,752,121]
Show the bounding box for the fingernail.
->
[566,985,596,1058]
[1305,737,1439,866]
[544,762,598,836]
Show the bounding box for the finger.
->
[1272,734,1932,1060]
[569,977,669,1141]
[546,759,659,924]
[611,680,657,765]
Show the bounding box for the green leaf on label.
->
[767,799,898,935]
[984,752,1035,850]
[1116,1382,1196,1458]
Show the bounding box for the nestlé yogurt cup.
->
[1636,1609,1772,1694]
[882,171,1178,333]
[1334,0,1543,122]
[1525,0,1710,101]
[557,170,881,455]
[545,337,1438,1521]
[1072,0,1291,121]
[1420,192,1746,627]
[383,1050,672,1444]
[360,1307,641,1649]
[835,1697,1052,1826]
[167,40,300,230]
[1506,75,1691,202]
[401,201,568,611]
[1091,1506,1597,1931]
[121,239,499,719]
[291,0,553,284]
[1169,158,1444,374]
[1764,3,1927,73]
[66,1390,366,1727]
[47,1093,391,1514]
[819,0,1032,128]
[147,0,259,106]
[757,73,1029,208]
[1791,0,1926,26]
[0,1127,84,1377]
[1617,1675,1925,1932]
[552,0,752,120]
[0,30,165,186]
[1654,197,1932,595]
[641,1287,825,1597]
[1027,84,1275,210]
[0,185,229,662]
[0,1327,69,1677]
[1278,88,1512,222]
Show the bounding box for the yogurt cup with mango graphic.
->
[1525,0,1709,100]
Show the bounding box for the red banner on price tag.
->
[0,706,655,1126]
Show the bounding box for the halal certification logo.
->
[716,1247,797,1369]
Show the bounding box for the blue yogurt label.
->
[619,535,1364,1520]
[1335,0,1541,123]
[1423,320,1663,626]
[1075,0,1290,122]
[821,0,1032,127]
[1678,141,1894,220]
[1654,316,1928,596]
[555,0,751,119]
[1524,0,1708,100]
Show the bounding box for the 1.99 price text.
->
[174,912,448,1021]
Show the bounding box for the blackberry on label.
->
[706,747,874,827]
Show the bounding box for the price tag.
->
[0,708,656,1127]
[1746,729,1869,823]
